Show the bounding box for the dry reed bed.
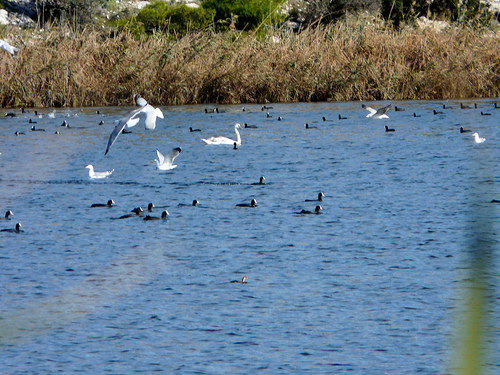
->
[1,20,500,108]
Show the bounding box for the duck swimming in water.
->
[252,176,266,185]
[178,199,199,207]
[1,222,22,233]
[91,199,115,208]
[298,206,323,215]
[1,210,14,220]
[305,192,324,202]
[116,207,143,219]
[230,276,248,284]
[144,210,169,220]
[236,199,257,208]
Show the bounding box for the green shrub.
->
[137,1,214,35]
[202,0,285,31]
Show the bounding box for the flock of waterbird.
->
[2,91,498,283]
[1,91,496,241]
[2,37,495,287]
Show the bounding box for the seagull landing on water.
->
[105,94,164,155]
[85,164,114,179]
[471,132,486,143]
[155,147,182,170]
[362,103,391,119]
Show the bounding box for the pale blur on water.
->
[0,100,499,374]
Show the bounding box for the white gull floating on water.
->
[202,123,242,145]
[155,147,182,170]
[85,164,114,179]
[471,132,486,143]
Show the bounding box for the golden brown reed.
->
[1,18,500,108]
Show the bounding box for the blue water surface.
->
[0,100,499,374]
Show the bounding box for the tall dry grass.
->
[1,17,500,108]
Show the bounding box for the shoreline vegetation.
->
[1,15,500,108]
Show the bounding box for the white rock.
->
[0,9,9,25]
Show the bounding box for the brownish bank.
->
[1,17,500,108]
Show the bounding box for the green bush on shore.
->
[117,1,215,37]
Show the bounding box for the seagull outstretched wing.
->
[155,147,182,170]
[105,105,146,155]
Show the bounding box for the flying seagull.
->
[105,95,164,155]
[0,39,19,56]
[155,147,182,170]
[362,103,391,119]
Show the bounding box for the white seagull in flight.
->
[105,95,164,155]
[362,103,391,119]
[155,147,182,170]
[0,39,19,56]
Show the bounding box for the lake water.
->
[0,100,499,374]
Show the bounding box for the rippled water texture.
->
[0,100,499,374]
